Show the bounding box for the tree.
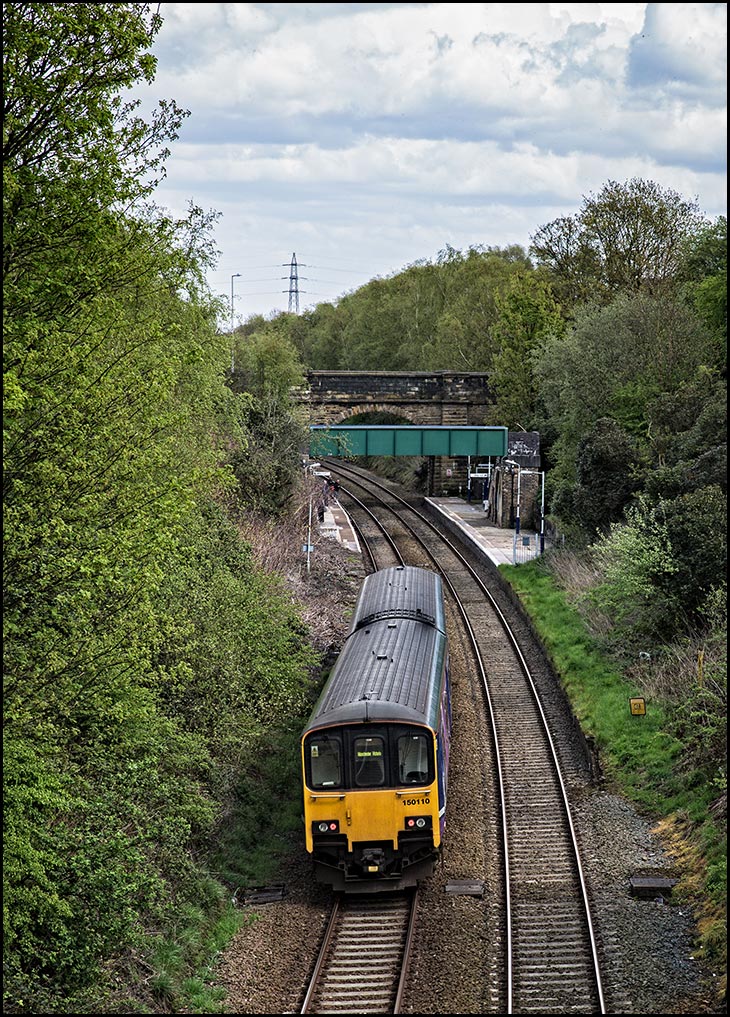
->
[589,502,679,645]
[654,486,727,630]
[535,292,717,538]
[644,372,726,500]
[423,245,532,371]
[487,271,565,428]
[571,418,643,534]
[3,4,192,304]
[525,214,602,306]
[285,244,533,374]
[228,323,308,513]
[235,325,305,403]
[286,302,347,370]
[530,178,705,306]
[337,272,438,370]
[3,6,314,1008]
[678,215,727,374]
[589,485,727,644]
[537,292,715,449]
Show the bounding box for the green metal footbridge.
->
[309,424,508,458]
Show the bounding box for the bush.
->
[588,503,678,647]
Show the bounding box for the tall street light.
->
[230,273,241,372]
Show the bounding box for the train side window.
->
[354,736,385,787]
[398,732,430,784]
[309,736,342,788]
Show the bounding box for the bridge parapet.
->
[298,371,492,428]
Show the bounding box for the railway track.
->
[324,461,607,1014]
[300,891,417,1014]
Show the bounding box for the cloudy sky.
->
[143,2,727,321]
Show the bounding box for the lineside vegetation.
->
[3,2,725,1012]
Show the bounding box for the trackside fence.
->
[513,532,540,564]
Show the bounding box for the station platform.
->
[318,495,539,568]
[319,500,361,554]
[426,496,538,567]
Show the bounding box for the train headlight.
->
[405,815,431,830]
[313,820,339,834]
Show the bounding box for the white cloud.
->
[145,2,726,316]
[628,3,727,92]
[154,3,647,116]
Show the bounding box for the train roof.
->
[303,616,448,733]
[349,565,446,635]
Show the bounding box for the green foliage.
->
[587,485,726,645]
[654,486,727,628]
[308,303,348,368]
[338,271,439,370]
[310,277,390,370]
[272,243,533,374]
[228,396,308,514]
[208,721,307,888]
[487,271,566,428]
[3,741,79,976]
[538,292,714,446]
[536,292,719,543]
[3,5,320,1012]
[3,711,215,997]
[678,215,727,372]
[153,503,314,752]
[571,418,643,534]
[645,372,727,501]
[530,177,705,304]
[282,302,349,369]
[588,503,679,645]
[228,322,311,513]
[4,3,165,184]
[421,245,532,371]
[671,654,727,786]
[234,324,306,402]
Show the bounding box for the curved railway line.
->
[300,459,607,1014]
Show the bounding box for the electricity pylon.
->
[286,252,300,313]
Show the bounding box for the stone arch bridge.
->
[294,370,493,493]
[295,370,492,428]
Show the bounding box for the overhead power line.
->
[214,252,373,316]
[305,264,365,273]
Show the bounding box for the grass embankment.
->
[500,558,726,1001]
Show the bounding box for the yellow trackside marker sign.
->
[629,697,646,716]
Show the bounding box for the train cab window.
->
[354,736,385,787]
[308,736,342,789]
[398,732,430,784]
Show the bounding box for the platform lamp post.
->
[515,464,521,534]
[303,461,321,575]
[504,459,521,534]
[230,273,241,372]
[539,470,546,554]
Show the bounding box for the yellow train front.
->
[301,565,451,893]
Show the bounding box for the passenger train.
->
[301,565,452,893]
